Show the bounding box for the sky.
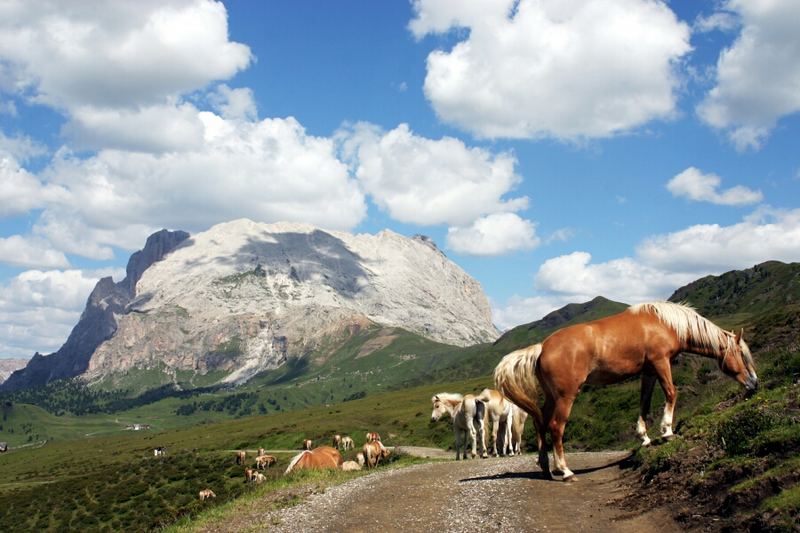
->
[1,0,799,359]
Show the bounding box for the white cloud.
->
[667,166,762,206]
[340,122,527,226]
[410,0,691,140]
[0,235,69,269]
[495,207,800,328]
[208,84,258,121]
[638,207,800,272]
[0,0,252,152]
[62,103,206,153]
[697,0,800,150]
[534,251,692,304]
[492,294,577,332]
[693,11,739,33]
[447,213,539,256]
[0,0,251,109]
[0,268,123,356]
[29,113,366,259]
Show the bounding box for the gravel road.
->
[200,450,680,533]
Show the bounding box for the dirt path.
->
[206,451,679,532]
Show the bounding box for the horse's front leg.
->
[637,372,657,446]
[550,395,577,481]
[653,359,678,439]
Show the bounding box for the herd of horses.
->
[196,301,758,500]
[195,431,388,500]
[435,302,758,481]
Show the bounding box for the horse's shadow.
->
[459,452,635,483]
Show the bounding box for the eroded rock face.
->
[7,220,499,390]
[0,230,190,392]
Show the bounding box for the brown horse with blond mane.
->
[495,301,758,482]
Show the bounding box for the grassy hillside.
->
[0,376,492,532]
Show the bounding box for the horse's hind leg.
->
[637,372,657,446]
[468,420,478,458]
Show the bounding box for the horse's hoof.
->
[563,474,578,483]
[552,468,564,476]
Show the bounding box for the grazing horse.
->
[477,388,515,456]
[430,393,487,460]
[153,446,166,457]
[199,489,216,501]
[236,450,247,465]
[255,455,276,469]
[332,434,342,449]
[363,441,391,468]
[302,439,313,450]
[244,467,256,483]
[285,446,343,474]
[365,431,381,444]
[495,301,758,481]
[253,472,266,484]
[258,447,266,457]
[341,436,354,451]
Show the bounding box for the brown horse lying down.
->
[285,446,343,474]
[363,441,391,468]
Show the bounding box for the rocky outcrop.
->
[0,359,28,385]
[4,220,498,391]
[0,229,189,392]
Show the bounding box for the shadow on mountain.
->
[181,229,371,299]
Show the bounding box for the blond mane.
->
[628,301,735,353]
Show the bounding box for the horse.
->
[509,404,528,455]
[255,455,276,469]
[258,447,266,457]
[341,436,354,451]
[244,467,255,483]
[153,446,166,457]
[332,434,342,449]
[285,446,343,474]
[302,439,313,450]
[365,431,381,444]
[495,301,758,482]
[199,489,216,501]
[341,460,362,471]
[356,452,365,467]
[363,441,391,468]
[236,450,247,465]
[476,388,515,456]
[430,393,487,460]
[253,472,266,484]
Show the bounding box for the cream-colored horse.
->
[431,393,486,460]
[477,388,515,456]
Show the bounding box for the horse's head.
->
[721,329,758,392]
[431,395,448,422]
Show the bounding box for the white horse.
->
[341,436,354,451]
[497,403,528,455]
[477,388,515,456]
[431,393,487,460]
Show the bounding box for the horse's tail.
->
[494,344,544,430]
[284,450,309,475]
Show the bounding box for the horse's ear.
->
[432,395,438,402]
[735,329,743,343]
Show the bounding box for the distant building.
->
[125,424,151,431]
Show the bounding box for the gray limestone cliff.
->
[0,229,189,392]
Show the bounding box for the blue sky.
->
[1,0,799,359]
